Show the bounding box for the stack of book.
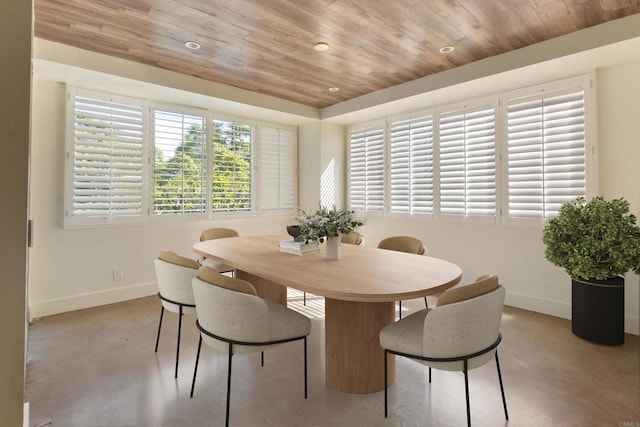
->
[279,240,319,256]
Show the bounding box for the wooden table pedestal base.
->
[325,298,396,393]
[235,270,287,304]
[235,271,396,393]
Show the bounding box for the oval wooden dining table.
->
[194,235,462,394]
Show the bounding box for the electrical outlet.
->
[113,268,124,281]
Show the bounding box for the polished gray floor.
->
[26,291,639,427]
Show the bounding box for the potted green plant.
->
[542,196,640,345]
[296,206,363,260]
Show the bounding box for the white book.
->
[279,240,317,250]
[280,245,318,253]
[279,246,319,256]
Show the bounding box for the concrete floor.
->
[26,291,639,427]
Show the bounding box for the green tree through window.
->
[153,112,253,214]
[153,110,206,214]
[66,88,294,227]
[211,119,252,212]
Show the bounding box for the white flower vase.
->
[325,236,341,260]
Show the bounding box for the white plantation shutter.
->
[439,101,497,219]
[153,108,206,215]
[507,87,586,219]
[65,87,320,225]
[389,113,434,215]
[348,123,385,213]
[211,118,253,213]
[66,90,145,225]
[259,125,296,212]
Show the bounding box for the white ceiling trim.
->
[33,13,640,127]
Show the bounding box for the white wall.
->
[297,122,322,211]
[358,218,572,314]
[303,60,640,335]
[596,61,640,334]
[29,79,296,318]
[29,44,640,335]
[298,121,346,211]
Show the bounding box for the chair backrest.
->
[192,269,270,353]
[154,253,198,312]
[341,232,364,246]
[423,283,505,371]
[377,236,426,255]
[200,227,239,242]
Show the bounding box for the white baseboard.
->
[29,282,157,319]
[506,290,572,320]
[23,402,28,427]
[625,315,640,335]
[27,284,639,336]
[506,290,639,336]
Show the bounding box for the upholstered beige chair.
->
[377,235,428,318]
[190,266,311,427]
[198,227,239,275]
[200,227,239,241]
[377,235,426,255]
[379,274,509,427]
[341,231,364,246]
[153,251,199,378]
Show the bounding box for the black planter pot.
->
[572,276,625,346]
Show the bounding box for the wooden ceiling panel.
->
[34,0,640,109]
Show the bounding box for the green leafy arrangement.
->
[296,206,363,243]
[542,196,640,280]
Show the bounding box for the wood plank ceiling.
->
[34,0,640,109]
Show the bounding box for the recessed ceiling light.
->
[439,45,455,54]
[328,87,340,92]
[314,42,330,51]
[184,41,201,50]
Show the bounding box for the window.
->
[389,113,434,215]
[505,78,588,220]
[259,125,296,213]
[348,122,385,213]
[439,99,497,220]
[346,74,593,225]
[210,118,253,214]
[65,89,146,226]
[65,87,296,227]
[153,108,206,215]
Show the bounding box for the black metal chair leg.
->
[424,296,428,308]
[190,336,202,398]
[175,305,183,378]
[261,351,264,367]
[303,336,308,399]
[463,360,471,427]
[384,350,388,418]
[495,351,509,420]
[382,336,503,423]
[226,343,234,427]
[154,306,164,352]
[303,292,306,305]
